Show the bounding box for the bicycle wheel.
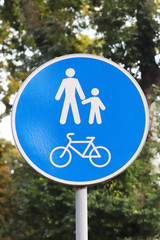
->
[50,146,71,168]
[89,146,111,168]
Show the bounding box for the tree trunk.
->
[136,0,160,105]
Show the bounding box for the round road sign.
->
[11,54,149,186]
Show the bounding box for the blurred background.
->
[0,0,160,239]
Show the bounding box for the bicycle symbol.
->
[50,133,111,168]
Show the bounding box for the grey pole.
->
[76,187,88,240]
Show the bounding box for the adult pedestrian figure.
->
[82,88,106,124]
[55,68,85,124]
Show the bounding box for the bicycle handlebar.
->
[66,133,75,141]
[66,133,95,141]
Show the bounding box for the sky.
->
[0,102,14,143]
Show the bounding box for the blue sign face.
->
[12,54,149,186]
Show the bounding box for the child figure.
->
[82,88,106,124]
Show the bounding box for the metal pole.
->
[76,186,88,240]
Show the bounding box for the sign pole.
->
[76,186,88,240]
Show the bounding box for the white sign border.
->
[11,53,149,186]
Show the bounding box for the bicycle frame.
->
[60,137,101,158]
[50,133,111,168]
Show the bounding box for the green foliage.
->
[75,33,98,54]
[0,0,84,117]
[87,0,160,102]
[0,142,75,240]
[88,140,160,239]
[88,0,160,70]
[0,139,22,240]
[1,138,160,239]
[9,169,75,240]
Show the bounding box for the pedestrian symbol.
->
[55,68,105,125]
[82,88,106,124]
[55,68,85,124]
[11,54,149,186]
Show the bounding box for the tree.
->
[0,138,22,240]
[88,142,160,239]
[0,0,84,117]
[1,138,160,239]
[0,138,76,240]
[87,0,160,103]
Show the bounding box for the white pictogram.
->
[55,69,106,125]
[50,133,111,168]
[82,88,106,124]
[55,68,85,124]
